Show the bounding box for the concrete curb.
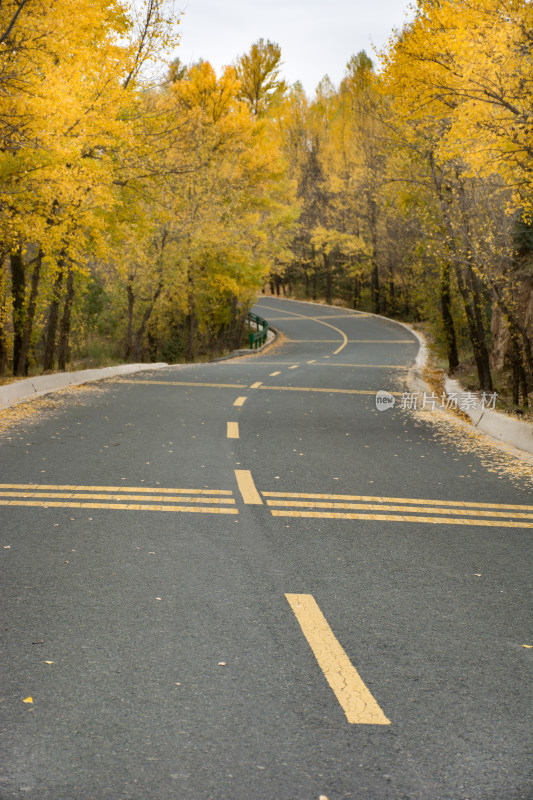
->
[0,363,169,411]
[444,376,533,455]
[402,327,533,457]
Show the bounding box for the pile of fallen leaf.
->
[0,384,105,436]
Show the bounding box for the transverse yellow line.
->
[0,483,233,495]
[234,470,263,505]
[109,380,248,389]
[266,500,533,519]
[259,386,402,396]
[262,491,533,511]
[316,363,407,369]
[285,593,390,725]
[0,500,238,514]
[254,305,348,354]
[227,422,239,439]
[272,510,533,528]
[285,340,415,344]
[0,491,235,504]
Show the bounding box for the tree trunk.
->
[11,248,25,375]
[124,278,134,361]
[16,249,43,376]
[323,252,332,304]
[454,263,493,391]
[369,197,380,314]
[439,262,459,373]
[43,262,64,371]
[57,266,74,370]
[0,263,9,375]
[132,281,163,361]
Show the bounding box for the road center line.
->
[234,470,263,505]
[227,422,240,439]
[285,593,390,725]
[0,483,232,495]
[262,491,533,510]
[259,385,402,396]
[109,379,248,388]
[255,305,348,354]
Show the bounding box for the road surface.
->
[1,297,531,800]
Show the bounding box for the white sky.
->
[172,0,415,95]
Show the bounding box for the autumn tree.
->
[235,38,287,117]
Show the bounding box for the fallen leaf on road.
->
[22,697,33,703]
[42,661,54,664]
[522,645,532,648]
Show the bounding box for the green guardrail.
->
[247,311,269,349]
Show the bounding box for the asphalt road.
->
[1,296,531,800]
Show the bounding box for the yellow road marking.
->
[269,371,281,376]
[288,365,299,370]
[262,491,533,511]
[0,491,235,504]
[307,360,316,364]
[259,314,370,321]
[109,379,248,389]
[266,500,533,519]
[234,470,263,505]
[0,483,233,495]
[349,340,415,344]
[259,386,402,396]
[285,340,415,344]
[316,363,407,369]
[285,593,390,725]
[0,500,238,514]
[250,381,263,389]
[255,305,348,354]
[272,510,533,528]
[234,396,247,406]
[227,422,239,439]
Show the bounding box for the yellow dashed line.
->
[227,422,240,439]
[250,381,263,389]
[233,396,247,406]
[286,593,390,725]
[269,371,281,376]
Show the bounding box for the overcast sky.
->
[172,0,414,95]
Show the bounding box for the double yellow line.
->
[264,491,533,528]
[0,484,238,515]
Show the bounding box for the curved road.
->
[1,297,531,799]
